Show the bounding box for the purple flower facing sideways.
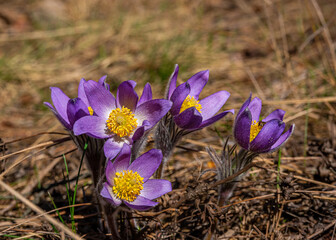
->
[73,80,172,159]
[44,76,109,130]
[167,65,234,130]
[100,144,172,211]
[234,95,294,153]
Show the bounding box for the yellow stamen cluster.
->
[112,170,144,202]
[250,120,264,142]
[88,106,94,116]
[180,95,202,113]
[106,106,137,137]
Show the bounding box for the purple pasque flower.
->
[167,64,234,130]
[73,80,172,159]
[100,144,172,211]
[233,95,294,153]
[44,76,109,130]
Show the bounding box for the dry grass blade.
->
[0,147,46,179]
[310,0,336,77]
[14,233,43,239]
[0,149,75,215]
[261,163,336,189]
[245,66,265,100]
[0,24,100,42]
[1,203,91,232]
[263,96,336,105]
[220,194,275,209]
[0,179,83,240]
[0,137,70,161]
[307,219,336,239]
[1,132,68,146]
[209,162,255,188]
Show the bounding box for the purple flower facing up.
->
[167,65,234,130]
[73,80,172,159]
[100,144,172,211]
[234,95,294,153]
[44,76,109,130]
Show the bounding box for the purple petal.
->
[132,120,151,141]
[44,101,55,111]
[263,109,286,122]
[268,124,295,152]
[132,126,145,141]
[105,144,131,184]
[173,107,203,129]
[78,78,90,107]
[128,149,162,182]
[170,82,191,115]
[237,94,252,119]
[138,83,152,106]
[234,108,252,150]
[198,91,230,120]
[116,81,138,111]
[105,160,116,186]
[186,70,209,99]
[100,182,122,206]
[50,87,70,123]
[67,98,89,126]
[135,99,172,129]
[250,119,285,153]
[44,102,71,129]
[248,97,262,122]
[98,75,107,84]
[167,64,179,99]
[84,80,116,118]
[98,75,110,90]
[103,138,126,160]
[73,116,109,138]
[126,80,137,88]
[196,109,234,130]
[140,179,172,200]
[124,195,158,211]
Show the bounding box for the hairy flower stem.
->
[155,153,172,179]
[94,170,121,239]
[206,141,258,208]
[154,115,183,178]
[217,148,258,206]
[131,131,150,162]
[70,133,114,234]
[203,148,256,240]
[101,202,120,240]
[70,133,105,187]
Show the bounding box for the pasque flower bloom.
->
[73,80,172,159]
[167,65,234,130]
[100,144,172,211]
[233,95,294,153]
[44,76,109,130]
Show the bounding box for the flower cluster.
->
[45,65,294,214]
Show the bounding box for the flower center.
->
[180,95,202,113]
[112,170,144,202]
[106,106,137,137]
[88,106,94,116]
[250,120,264,142]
